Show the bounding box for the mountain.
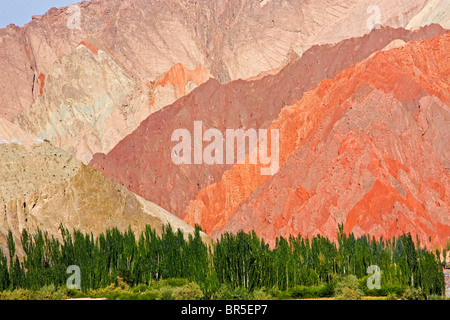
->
[0,0,432,122]
[89,25,446,214]
[0,118,43,149]
[407,0,450,30]
[12,41,209,164]
[0,120,206,256]
[1,0,449,251]
[195,32,450,247]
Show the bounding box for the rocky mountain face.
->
[89,26,447,226]
[0,0,430,121]
[406,0,450,30]
[0,120,206,256]
[200,33,450,247]
[0,0,449,249]
[12,42,209,164]
[0,118,43,149]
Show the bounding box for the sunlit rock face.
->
[0,137,207,257]
[1,0,448,250]
[12,41,209,164]
[0,0,434,121]
[204,33,450,248]
[90,27,449,247]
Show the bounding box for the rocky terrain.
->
[202,33,450,247]
[13,42,209,163]
[406,0,450,30]
[90,26,448,244]
[0,0,449,250]
[0,0,431,121]
[0,120,206,256]
[0,118,43,149]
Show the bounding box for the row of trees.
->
[0,224,446,296]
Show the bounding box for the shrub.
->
[386,293,398,300]
[361,283,406,297]
[139,291,159,300]
[402,287,424,300]
[158,286,174,300]
[172,282,203,300]
[40,284,56,292]
[287,285,332,299]
[334,275,363,300]
[132,284,149,293]
[115,276,130,290]
[67,290,86,299]
[88,283,130,299]
[251,288,272,300]
[0,288,69,300]
[109,292,135,300]
[161,278,189,288]
[427,294,447,300]
[0,289,33,300]
[104,289,160,300]
[267,287,283,299]
[212,285,251,300]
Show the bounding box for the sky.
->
[0,0,89,29]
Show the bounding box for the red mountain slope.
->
[90,26,446,224]
[190,32,450,247]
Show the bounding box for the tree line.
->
[0,224,446,297]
